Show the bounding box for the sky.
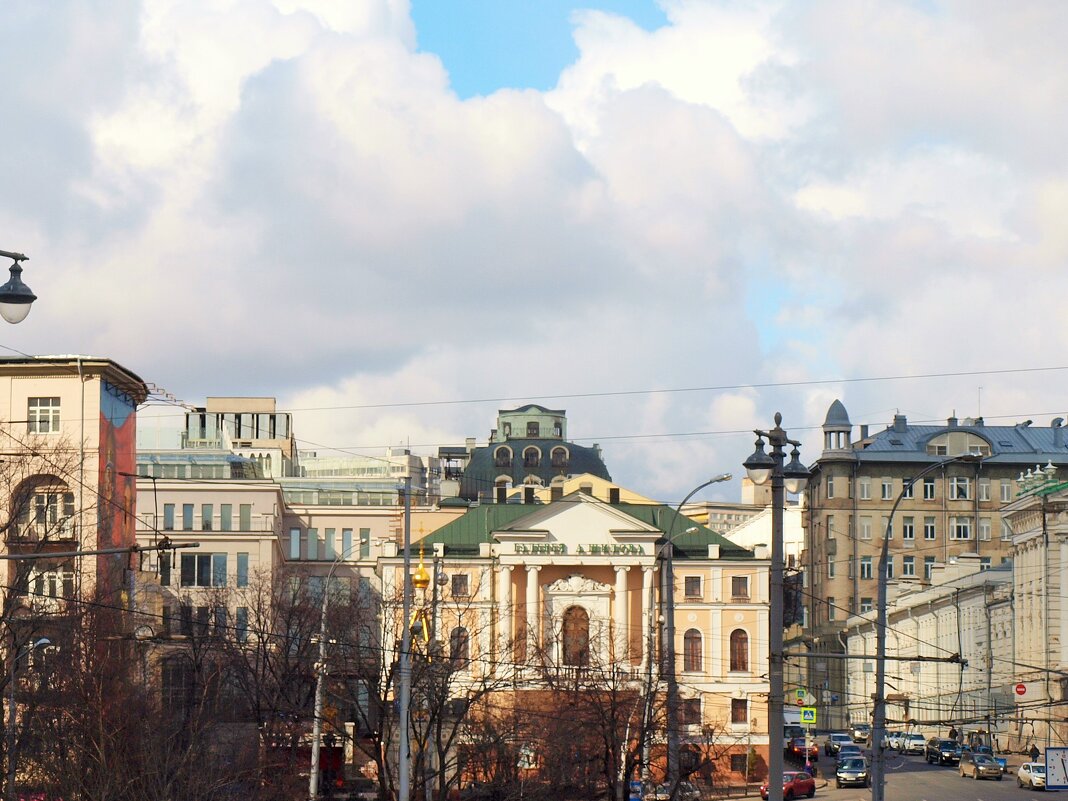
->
[3,0,1068,505]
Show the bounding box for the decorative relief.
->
[545,574,613,595]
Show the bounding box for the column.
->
[526,565,541,658]
[498,565,514,659]
[641,567,654,670]
[614,566,630,663]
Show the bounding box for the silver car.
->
[836,757,869,789]
[960,753,1002,781]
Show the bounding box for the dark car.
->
[759,771,815,800]
[835,745,863,764]
[824,733,852,756]
[835,757,869,789]
[788,737,818,762]
[925,738,961,765]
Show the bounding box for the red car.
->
[788,737,819,761]
[760,771,816,800]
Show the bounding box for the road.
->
[808,748,1053,801]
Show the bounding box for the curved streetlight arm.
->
[870,453,981,801]
[663,473,732,785]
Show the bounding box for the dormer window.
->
[494,447,512,468]
[527,422,540,437]
[551,447,569,468]
[523,447,540,468]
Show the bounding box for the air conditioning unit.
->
[826,538,837,555]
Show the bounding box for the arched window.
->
[683,629,702,672]
[729,629,749,672]
[551,447,569,468]
[494,447,512,468]
[523,447,540,468]
[562,606,590,666]
[450,627,470,668]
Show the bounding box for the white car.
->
[899,733,925,754]
[1018,762,1046,790]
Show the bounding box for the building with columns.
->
[386,490,772,783]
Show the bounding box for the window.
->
[979,479,991,502]
[360,527,371,558]
[860,556,873,579]
[924,556,935,580]
[450,627,470,667]
[180,553,228,587]
[924,517,936,540]
[950,477,971,500]
[289,528,301,560]
[858,478,871,500]
[308,528,319,560]
[27,397,60,433]
[902,517,915,540]
[179,604,193,636]
[826,476,835,499]
[213,606,227,636]
[881,478,893,500]
[682,699,701,726]
[827,598,836,621]
[883,515,892,539]
[684,576,702,599]
[827,556,835,578]
[1000,480,1012,502]
[239,504,252,531]
[730,754,748,773]
[341,529,353,558]
[236,553,249,587]
[980,557,991,571]
[182,504,193,531]
[527,422,539,437]
[731,698,748,725]
[20,489,75,539]
[562,606,590,666]
[885,557,894,579]
[683,629,702,672]
[195,606,210,637]
[163,504,175,531]
[999,519,1010,540]
[494,447,511,468]
[551,447,568,468]
[324,528,336,559]
[902,479,914,499]
[903,556,915,577]
[860,597,873,613]
[952,517,972,540]
[923,478,936,500]
[523,447,540,467]
[859,517,872,540]
[201,504,213,531]
[826,514,835,539]
[236,607,249,642]
[729,629,749,671]
[731,575,749,600]
[162,656,194,711]
[451,574,469,597]
[220,504,232,531]
[979,518,991,541]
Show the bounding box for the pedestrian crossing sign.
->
[800,707,817,725]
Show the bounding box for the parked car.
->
[899,733,926,754]
[788,737,818,762]
[1018,762,1047,790]
[850,723,871,743]
[642,782,700,801]
[759,771,815,800]
[882,730,905,749]
[347,777,379,801]
[835,757,869,789]
[836,745,863,763]
[824,733,852,756]
[959,752,1003,781]
[924,738,962,765]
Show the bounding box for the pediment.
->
[492,494,661,558]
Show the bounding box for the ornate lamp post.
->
[0,251,36,325]
[743,414,809,801]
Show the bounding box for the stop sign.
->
[1015,683,1027,696]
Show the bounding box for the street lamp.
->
[7,637,49,801]
[0,251,36,325]
[743,413,809,801]
[869,453,981,801]
[663,472,732,785]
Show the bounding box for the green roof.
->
[421,494,753,559]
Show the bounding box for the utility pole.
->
[398,476,413,801]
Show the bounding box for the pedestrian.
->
[948,726,958,741]
[1030,744,1041,763]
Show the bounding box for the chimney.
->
[1054,418,1065,449]
[947,415,958,428]
[892,414,907,433]
[860,424,869,439]
[465,437,476,453]
[609,487,621,504]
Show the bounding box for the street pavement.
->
[808,747,1052,801]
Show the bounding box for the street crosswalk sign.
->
[800,707,817,725]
